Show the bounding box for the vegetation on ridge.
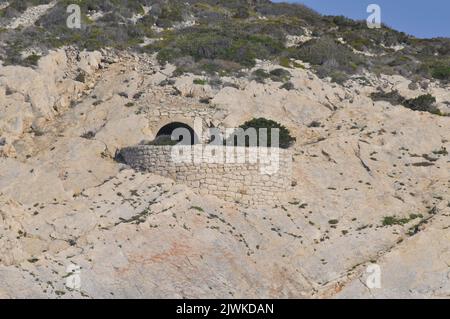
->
[371,90,441,115]
[0,0,450,85]
[226,118,296,149]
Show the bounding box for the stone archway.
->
[156,122,200,145]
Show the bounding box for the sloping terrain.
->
[0,0,449,298]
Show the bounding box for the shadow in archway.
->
[156,122,199,145]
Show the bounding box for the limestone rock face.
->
[0,50,449,298]
[336,202,450,298]
[1,51,69,117]
[211,62,345,129]
[77,51,103,75]
[4,1,57,30]
[174,75,215,98]
[0,49,102,157]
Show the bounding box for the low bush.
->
[22,53,41,66]
[293,36,362,80]
[148,20,287,73]
[371,91,439,115]
[75,71,86,83]
[80,131,96,140]
[370,90,405,105]
[7,0,52,13]
[431,63,450,81]
[226,118,296,149]
[382,214,422,226]
[233,6,250,19]
[251,69,270,83]
[251,68,291,83]
[1,0,449,87]
[254,1,322,25]
[331,15,358,28]
[193,79,207,85]
[269,68,291,82]
[403,94,438,113]
[280,82,295,91]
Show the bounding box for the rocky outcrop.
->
[0,50,449,298]
[0,48,102,157]
[5,1,57,29]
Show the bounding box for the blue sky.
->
[272,0,450,39]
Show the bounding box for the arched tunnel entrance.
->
[156,122,199,145]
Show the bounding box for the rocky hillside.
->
[0,0,449,298]
[2,0,450,83]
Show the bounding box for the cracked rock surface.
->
[0,49,449,298]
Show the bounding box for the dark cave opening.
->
[156,122,199,145]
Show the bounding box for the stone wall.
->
[120,145,293,206]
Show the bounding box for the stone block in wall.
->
[188,181,200,188]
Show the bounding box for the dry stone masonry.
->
[121,145,293,205]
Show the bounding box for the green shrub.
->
[80,131,96,140]
[1,0,449,88]
[193,79,207,85]
[233,6,250,19]
[370,90,405,105]
[158,2,184,23]
[279,57,292,68]
[328,70,349,84]
[433,147,448,156]
[280,82,295,91]
[22,54,41,67]
[251,68,291,83]
[371,91,439,115]
[403,94,437,113]
[348,38,372,51]
[382,214,422,226]
[251,69,270,83]
[431,64,450,81]
[382,216,408,226]
[255,2,321,25]
[294,36,362,79]
[190,206,204,212]
[75,71,86,83]
[149,20,287,73]
[226,118,296,149]
[269,68,291,82]
[332,15,358,27]
[294,37,358,67]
